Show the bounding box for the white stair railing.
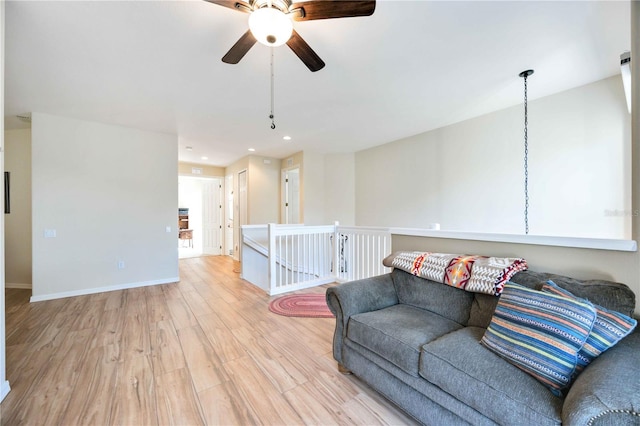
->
[335,226,392,282]
[241,223,392,295]
[268,224,335,295]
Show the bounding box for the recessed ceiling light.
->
[186,146,193,151]
[201,156,208,160]
[283,136,292,141]
[248,148,256,152]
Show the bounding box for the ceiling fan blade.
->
[290,0,375,21]
[286,30,325,72]
[203,0,252,13]
[222,30,257,64]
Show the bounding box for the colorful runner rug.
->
[268,294,334,318]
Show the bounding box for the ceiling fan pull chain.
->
[270,47,276,129]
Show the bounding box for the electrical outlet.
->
[117,260,125,269]
[166,226,171,233]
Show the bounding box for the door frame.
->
[178,173,224,256]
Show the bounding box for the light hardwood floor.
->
[0,255,417,425]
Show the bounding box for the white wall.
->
[275,151,356,227]
[248,156,281,224]
[385,7,640,316]
[630,0,640,315]
[4,129,32,288]
[178,161,225,177]
[355,76,630,239]
[225,155,280,226]
[324,153,356,226]
[301,151,326,225]
[0,0,11,401]
[31,113,179,301]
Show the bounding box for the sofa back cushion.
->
[391,269,473,325]
[467,270,636,329]
[511,271,636,317]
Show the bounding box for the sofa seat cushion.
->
[420,327,563,425]
[347,304,463,377]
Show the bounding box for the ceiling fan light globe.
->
[248,7,293,47]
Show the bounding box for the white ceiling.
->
[4,0,631,167]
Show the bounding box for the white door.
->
[282,167,300,224]
[225,174,234,256]
[202,178,222,255]
[237,170,248,260]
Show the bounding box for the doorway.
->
[235,170,248,262]
[178,175,223,258]
[281,167,300,224]
[225,174,234,257]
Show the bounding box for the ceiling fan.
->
[205,0,376,72]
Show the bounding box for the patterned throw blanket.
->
[383,251,528,296]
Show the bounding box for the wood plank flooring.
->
[0,255,417,425]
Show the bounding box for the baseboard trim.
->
[29,277,180,303]
[5,283,32,289]
[0,380,11,402]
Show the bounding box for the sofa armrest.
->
[562,329,640,425]
[326,273,399,364]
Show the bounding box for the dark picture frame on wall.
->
[4,172,9,214]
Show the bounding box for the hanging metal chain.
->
[269,48,276,130]
[519,69,533,235]
[524,74,529,235]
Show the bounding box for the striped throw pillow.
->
[542,280,637,373]
[480,282,596,396]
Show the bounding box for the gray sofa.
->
[326,267,640,425]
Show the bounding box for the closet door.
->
[202,178,222,255]
[236,170,248,261]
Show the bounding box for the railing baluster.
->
[349,233,353,281]
[277,234,281,289]
[297,233,301,283]
[322,232,326,277]
[376,235,381,275]
[307,233,311,281]
[359,233,362,280]
[361,234,364,279]
[352,233,356,281]
[309,233,312,280]
[302,233,307,283]
[324,233,327,276]
[313,233,317,278]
